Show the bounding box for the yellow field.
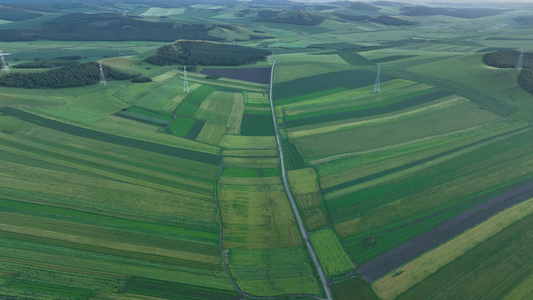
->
[504,273,533,300]
[218,183,302,249]
[226,93,245,134]
[287,168,328,230]
[219,135,276,149]
[372,196,533,300]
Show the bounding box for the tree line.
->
[483,50,533,95]
[145,41,271,66]
[0,62,139,89]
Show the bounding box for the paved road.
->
[268,60,333,300]
[358,178,533,282]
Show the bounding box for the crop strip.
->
[0,107,220,165]
[358,177,533,282]
[322,126,529,194]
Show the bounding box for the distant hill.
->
[0,13,221,42]
[256,9,325,25]
[334,13,370,21]
[370,15,415,26]
[0,6,42,21]
[514,16,533,25]
[401,5,509,19]
[372,1,401,6]
[145,40,271,66]
[350,2,381,11]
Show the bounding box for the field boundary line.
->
[269,60,333,300]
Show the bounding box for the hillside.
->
[370,15,415,26]
[0,13,220,42]
[256,9,325,25]
[402,6,508,19]
[145,40,271,66]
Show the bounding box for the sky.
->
[290,0,533,3]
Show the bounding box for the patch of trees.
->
[370,15,415,26]
[483,50,533,69]
[0,62,140,89]
[205,75,220,80]
[483,50,533,95]
[13,59,79,69]
[145,41,271,66]
[131,77,152,83]
[518,70,533,95]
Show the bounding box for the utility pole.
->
[0,50,10,74]
[183,66,190,94]
[372,64,381,95]
[99,61,106,86]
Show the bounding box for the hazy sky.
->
[290,0,533,3]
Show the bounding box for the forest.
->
[0,62,139,88]
[12,59,79,69]
[145,41,271,66]
[483,50,533,95]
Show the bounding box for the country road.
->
[268,60,333,300]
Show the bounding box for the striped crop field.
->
[309,229,355,279]
[374,196,533,300]
[4,5,533,298]
[292,98,502,160]
[287,168,328,231]
[0,109,236,298]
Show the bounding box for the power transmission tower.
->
[183,66,190,94]
[515,48,524,70]
[372,64,381,94]
[0,50,10,74]
[99,61,106,86]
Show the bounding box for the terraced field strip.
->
[283,88,452,128]
[0,107,220,165]
[186,72,267,92]
[358,179,533,283]
[269,60,332,300]
[321,125,529,198]
[293,99,503,159]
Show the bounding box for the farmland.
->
[1,0,533,299]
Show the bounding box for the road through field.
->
[269,60,333,300]
[358,178,533,282]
